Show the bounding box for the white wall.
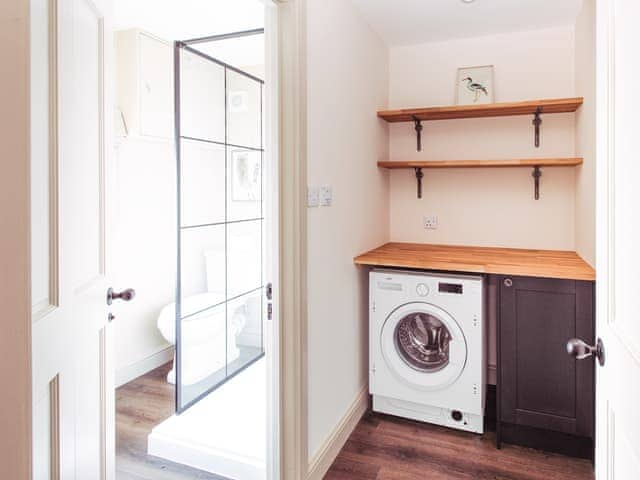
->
[388,27,577,250]
[574,0,596,267]
[306,0,389,460]
[112,138,176,379]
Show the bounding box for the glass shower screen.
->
[174,39,265,413]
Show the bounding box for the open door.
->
[593,0,640,477]
[30,0,116,477]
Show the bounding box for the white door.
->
[594,0,640,478]
[31,0,115,478]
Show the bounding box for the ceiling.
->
[114,0,264,42]
[349,0,584,46]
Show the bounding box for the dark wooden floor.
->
[116,362,226,480]
[325,413,595,480]
[119,364,594,480]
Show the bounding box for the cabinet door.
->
[138,33,173,138]
[499,276,594,437]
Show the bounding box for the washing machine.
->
[370,269,485,433]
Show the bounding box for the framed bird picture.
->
[456,65,494,105]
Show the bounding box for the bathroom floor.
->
[148,358,266,480]
[116,362,227,480]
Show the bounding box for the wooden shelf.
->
[378,158,583,169]
[377,98,584,198]
[378,97,583,123]
[354,243,595,281]
[381,158,583,199]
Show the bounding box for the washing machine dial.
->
[416,283,429,297]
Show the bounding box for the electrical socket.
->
[423,216,438,230]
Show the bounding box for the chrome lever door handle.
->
[107,287,136,306]
[566,337,605,366]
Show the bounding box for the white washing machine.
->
[370,269,485,433]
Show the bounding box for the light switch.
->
[307,186,319,207]
[319,185,332,207]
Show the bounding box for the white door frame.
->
[595,1,612,476]
[273,0,308,479]
[0,0,309,478]
[0,0,32,478]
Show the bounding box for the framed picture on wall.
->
[456,65,494,105]
[231,150,261,202]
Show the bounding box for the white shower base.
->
[148,359,266,480]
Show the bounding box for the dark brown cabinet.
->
[497,275,595,458]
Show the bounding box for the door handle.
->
[566,337,605,366]
[107,287,136,305]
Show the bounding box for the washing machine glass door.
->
[381,302,467,390]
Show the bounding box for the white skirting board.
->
[115,345,174,387]
[307,385,369,480]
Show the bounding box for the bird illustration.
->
[461,76,488,102]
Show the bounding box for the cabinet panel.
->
[515,288,576,419]
[138,33,173,138]
[499,276,594,438]
[116,29,173,139]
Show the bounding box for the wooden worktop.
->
[354,243,595,281]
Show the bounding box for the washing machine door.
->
[381,302,467,390]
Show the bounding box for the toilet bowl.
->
[157,292,246,385]
[157,239,261,385]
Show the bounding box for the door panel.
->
[66,0,104,289]
[31,0,114,477]
[596,1,640,477]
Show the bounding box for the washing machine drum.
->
[381,302,467,390]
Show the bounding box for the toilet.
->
[157,248,260,385]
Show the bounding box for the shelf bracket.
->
[414,167,424,199]
[532,107,542,148]
[532,166,542,200]
[413,115,423,152]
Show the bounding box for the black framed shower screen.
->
[173,31,265,413]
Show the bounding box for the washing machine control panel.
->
[416,283,429,296]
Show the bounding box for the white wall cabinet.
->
[117,30,173,139]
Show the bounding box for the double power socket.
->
[423,215,438,230]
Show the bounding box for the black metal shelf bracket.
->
[413,115,423,152]
[532,107,542,148]
[414,167,424,199]
[532,166,542,200]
